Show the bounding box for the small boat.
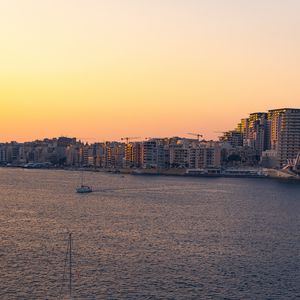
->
[76,170,93,193]
[76,185,93,193]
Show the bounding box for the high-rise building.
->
[247,112,269,156]
[142,140,158,168]
[220,130,243,148]
[222,108,300,168]
[0,144,6,163]
[124,142,143,168]
[268,108,300,167]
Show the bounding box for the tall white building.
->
[268,108,300,167]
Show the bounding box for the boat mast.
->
[59,232,74,299]
[69,232,72,297]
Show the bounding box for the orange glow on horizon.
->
[1,0,300,143]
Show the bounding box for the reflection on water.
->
[0,168,299,299]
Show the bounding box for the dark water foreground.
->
[0,168,299,299]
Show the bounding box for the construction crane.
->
[121,137,141,143]
[187,133,203,141]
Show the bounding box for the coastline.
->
[1,165,299,181]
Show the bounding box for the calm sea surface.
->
[0,168,299,300]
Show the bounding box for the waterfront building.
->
[104,142,125,169]
[169,143,189,168]
[124,143,134,168]
[222,108,300,168]
[142,140,158,168]
[5,142,20,164]
[124,142,143,168]
[246,112,269,156]
[140,139,170,169]
[0,144,7,163]
[66,144,81,166]
[204,141,221,168]
[93,143,106,168]
[234,113,269,156]
[104,143,113,168]
[268,108,300,167]
[240,118,250,142]
[170,140,221,169]
[220,130,243,148]
[79,144,89,166]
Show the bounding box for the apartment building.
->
[268,108,300,167]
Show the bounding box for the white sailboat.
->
[76,170,93,193]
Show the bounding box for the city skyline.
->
[1,0,300,142]
[2,107,299,170]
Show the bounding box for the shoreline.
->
[1,165,299,181]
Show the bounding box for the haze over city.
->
[1,0,300,142]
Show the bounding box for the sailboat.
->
[76,170,93,193]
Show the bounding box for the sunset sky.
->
[1,0,300,142]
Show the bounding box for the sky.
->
[1,0,300,142]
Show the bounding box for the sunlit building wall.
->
[268,108,300,167]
